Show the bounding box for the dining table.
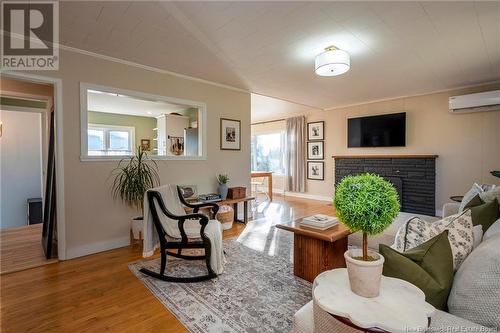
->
[250,171,273,201]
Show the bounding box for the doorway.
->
[0,76,58,274]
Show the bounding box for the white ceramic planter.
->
[344,248,385,298]
[131,217,144,239]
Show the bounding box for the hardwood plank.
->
[1,195,335,332]
[0,224,58,275]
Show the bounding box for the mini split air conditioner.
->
[449,90,500,114]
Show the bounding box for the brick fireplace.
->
[333,155,438,216]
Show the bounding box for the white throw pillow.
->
[459,183,484,212]
[393,210,474,270]
[483,218,500,241]
[472,225,483,249]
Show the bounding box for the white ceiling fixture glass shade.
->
[315,46,350,77]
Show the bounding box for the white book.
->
[303,214,337,225]
[300,219,338,230]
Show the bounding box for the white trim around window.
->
[80,82,208,161]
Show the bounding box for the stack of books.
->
[198,193,222,202]
[300,214,338,230]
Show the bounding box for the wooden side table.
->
[276,219,351,282]
[251,171,273,201]
[450,196,464,202]
[313,269,435,333]
[217,196,255,224]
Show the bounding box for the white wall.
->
[260,83,500,211]
[0,110,43,228]
[31,49,251,259]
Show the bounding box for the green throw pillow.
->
[464,194,483,209]
[380,231,453,310]
[464,194,500,232]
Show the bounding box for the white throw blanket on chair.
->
[142,184,225,274]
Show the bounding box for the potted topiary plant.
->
[217,174,229,200]
[110,146,160,239]
[334,173,400,297]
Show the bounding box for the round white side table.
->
[313,268,435,333]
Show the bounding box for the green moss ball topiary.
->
[334,173,400,235]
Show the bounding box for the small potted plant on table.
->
[334,173,400,297]
[217,174,229,200]
[110,147,160,242]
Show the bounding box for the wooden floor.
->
[0,224,58,275]
[0,195,335,332]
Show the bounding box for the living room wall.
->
[303,82,500,214]
[31,48,251,259]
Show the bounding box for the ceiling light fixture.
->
[315,45,350,77]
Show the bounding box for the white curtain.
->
[285,116,306,192]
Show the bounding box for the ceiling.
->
[87,90,191,117]
[251,94,319,123]
[61,1,500,111]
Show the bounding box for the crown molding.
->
[323,80,500,111]
[55,44,500,115]
[58,43,328,111]
[58,44,249,94]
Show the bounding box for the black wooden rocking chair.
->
[139,187,220,283]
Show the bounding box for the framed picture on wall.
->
[220,118,241,150]
[307,121,324,141]
[307,141,324,160]
[169,136,184,155]
[307,161,324,180]
[140,139,151,151]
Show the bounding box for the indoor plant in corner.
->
[334,173,400,297]
[110,146,160,240]
[217,174,229,200]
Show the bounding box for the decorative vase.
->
[218,184,228,200]
[344,248,385,298]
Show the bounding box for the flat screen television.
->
[348,112,406,147]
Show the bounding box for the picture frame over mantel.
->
[307,121,324,141]
[220,118,241,150]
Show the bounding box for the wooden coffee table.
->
[276,218,352,282]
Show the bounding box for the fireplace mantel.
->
[332,155,438,159]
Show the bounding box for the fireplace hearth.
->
[333,155,438,216]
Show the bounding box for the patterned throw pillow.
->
[393,210,474,270]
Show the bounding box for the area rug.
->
[128,225,312,333]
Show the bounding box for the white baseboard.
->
[272,187,285,195]
[65,236,130,260]
[283,191,332,202]
[259,186,332,202]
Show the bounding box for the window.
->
[251,132,285,174]
[87,124,135,156]
[81,83,207,160]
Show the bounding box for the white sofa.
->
[293,205,500,333]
